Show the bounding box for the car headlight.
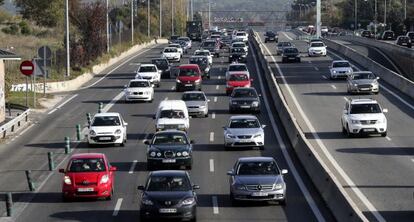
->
[253,134,262,138]
[351,119,359,124]
[195,79,201,83]
[144,91,150,95]
[182,151,189,157]
[141,198,154,205]
[273,183,283,190]
[199,105,206,109]
[176,152,182,157]
[235,184,247,190]
[353,83,358,87]
[377,118,386,124]
[157,124,165,129]
[231,101,238,105]
[149,151,156,157]
[176,79,181,83]
[114,129,122,134]
[332,70,337,74]
[182,197,195,205]
[64,176,71,185]
[99,174,109,184]
[252,101,259,107]
[226,134,236,139]
[156,152,162,157]
[89,130,96,136]
[347,70,352,73]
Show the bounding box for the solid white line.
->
[252,41,326,222]
[209,132,214,142]
[343,97,349,101]
[17,124,35,137]
[212,196,219,214]
[212,112,216,119]
[209,159,214,172]
[129,160,138,174]
[385,136,392,141]
[411,159,414,163]
[261,39,381,221]
[331,85,337,89]
[47,108,57,115]
[171,86,175,90]
[322,75,327,79]
[57,94,78,109]
[112,198,123,216]
[164,97,168,101]
[214,97,217,102]
[218,76,221,79]
[314,67,319,71]
[216,85,219,90]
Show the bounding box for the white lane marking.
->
[281,32,293,41]
[331,85,337,89]
[102,91,124,113]
[212,196,219,214]
[80,45,157,89]
[209,159,214,172]
[218,76,221,79]
[329,50,414,112]
[411,159,414,163]
[322,75,327,79]
[129,160,138,174]
[214,97,217,102]
[308,61,312,64]
[16,124,35,137]
[252,41,326,222]
[113,198,123,216]
[216,85,219,90]
[343,97,349,101]
[164,97,168,101]
[209,132,214,142]
[314,67,319,71]
[171,86,175,90]
[48,94,79,114]
[261,39,380,221]
[370,47,403,74]
[385,136,392,141]
[212,112,216,119]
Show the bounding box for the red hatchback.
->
[176,64,202,92]
[226,73,252,95]
[59,153,116,201]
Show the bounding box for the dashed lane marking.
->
[216,85,219,90]
[322,75,327,79]
[212,112,216,119]
[129,160,138,174]
[214,97,217,102]
[212,196,219,214]
[112,198,123,216]
[385,136,392,141]
[209,132,214,142]
[314,67,319,71]
[209,159,214,172]
[331,85,337,89]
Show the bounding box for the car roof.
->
[238,156,275,162]
[150,170,187,177]
[353,71,373,75]
[129,79,150,83]
[350,98,378,104]
[230,115,258,120]
[140,64,156,67]
[310,41,324,44]
[164,47,178,50]
[94,112,121,117]
[154,129,187,135]
[183,91,205,95]
[229,63,246,67]
[179,64,199,69]
[159,100,187,109]
[332,60,349,63]
[70,153,106,159]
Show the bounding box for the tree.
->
[0,0,4,6]
[14,0,64,27]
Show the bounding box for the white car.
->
[231,42,248,53]
[168,43,183,55]
[341,99,388,137]
[124,79,154,102]
[162,47,181,62]
[154,100,190,131]
[194,50,213,65]
[135,64,161,87]
[178,37,192,49]
[88,112,128,146]
[223,115,265,150]
[225,63,250,80]
[234,32,248,42]
[308,41,327,57]
[330,60,353,79]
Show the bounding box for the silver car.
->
[347,71,379,94]
[181,91,209,118]
[223,115,265,150]
[227,157,288,205]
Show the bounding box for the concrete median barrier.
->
[250,33,368,222]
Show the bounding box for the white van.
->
[154,100,190,131]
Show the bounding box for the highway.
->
[257,31,414,222]
[0,41,335,221]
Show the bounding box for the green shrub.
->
[19,21,31,35]
[1,24,19,35]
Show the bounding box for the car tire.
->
[204,113,209,118]
[88,143,95,148]
[157,83,160,88]
[374,91,379,95]
[186,164,192,170]
[258,146,264,150]
[62,194,70,202]
[346,125,353,138]
[381,132,387,137]
[147,162,155,171]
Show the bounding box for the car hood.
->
[331,67,352,72]
[185,101,207,107]
[137,72,158,77]
[351,79,377,85]
[178,76,201,82]
[235,175,282,185]
[126,87,152,93]
[163,52,179,57]
[143,191,193,204]
[90,126,123,134]
[226,127,262,135]
[68,172,106,184]
[158,118,188,126]
[349,113,385,120]
[148,144,191,152]
[228,80,251,87]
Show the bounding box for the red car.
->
[176,64,202,92]
[226,73,252,95]
[59,153,116,201]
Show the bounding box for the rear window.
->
[231,48,246,53]
[229,74,248,81]
[68,158,106,172]
[236,32,246,36]
[164,48,178,53]
[311,42,325,47]
[160,110,185,118]
[284,48,298,53]
[182,93,206,101]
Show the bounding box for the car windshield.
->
[68,158,106,172]
[195,51,209,56]
[350,104,382,114]
[333,62,350,68]
[232,89,257,98]
[284,48,298,53]
[311,42,325,47]
[182,93,205,101]
[179,68,199,77]
[178,37,189,41]
[170,35,179,40]
[147,175,191,192]
[229,119,260,128]
[164,48,177,53]
[229,74,248,81]
[92,116,121,126]
[236,33,246,36]
[353,73,376,80]
[139,66,156,72]
[153,132,188,145]
[231,48,245,53]
[229,65,247,72]
[237,161,279,175]
[160,110,185,118]
[278,42,291,47]
[202,41,216,47]
[233,43,245,47]
[129,81,150,87]
[190,57,207,64]
[152,59,168,68]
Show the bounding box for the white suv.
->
[135,64,161,87]
[88,113,128,146]
[341,99,388,137]
[330,60,353,79]
[308,41,327,57]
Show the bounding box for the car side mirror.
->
[110,166,117,171]
[383,108,388,113]
[227,170,234,176]
[124,122,128,126]
[376,77,380,80]
[59,169,65,173]
[144,140,150,145]
[193,185,200,190]
[138,185,145,191]
[258,94,262,97]
[262,124,267,128]
[190,140,195,144]
[223,126,227,130]
[281,169,288,175]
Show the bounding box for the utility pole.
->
[190,0,193,20]
[404,0,407,20]
[384,0,387,28]
[354,0,357,32]
[159,0,162,37]
[131,0,134,44]
[65,0,70,77]
[148,0,150,37]
[374,0,377,38]
[208,0,211,30]
[172,0,174,35]
[106,0,110,53]
[316,0,321,38]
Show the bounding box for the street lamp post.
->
[131,0,134,44]
[190,0,194,20]
[147,0,150,37]
[65,0,70,77]
[106,0,110,53]
[355,0,358,31]
[316,0,321,37]
[172,0,174,35]
[208,0,211,30]
[159,0,162,37]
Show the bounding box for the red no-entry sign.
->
[20,60,34,76]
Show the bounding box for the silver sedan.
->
[181,91,209,118]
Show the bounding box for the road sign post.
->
[20,61,34,107]
[38,46,51,97]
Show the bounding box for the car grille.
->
[76,181,98,186]
[234,142,256,146]
[188,106,199,109]
[164,151,175,158]
[164,125,179,130]
[93,136,117,142]
[360,120,377,125]
[156,200,180,207]
[235,101,252,105]
[357,84,372,89]
[237,135,252,139]
[338,71,347,74]
[141,76,152,80]
[246,184,274,191]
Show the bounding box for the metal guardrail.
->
[1,104,30,139]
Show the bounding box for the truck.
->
[186,21,203,41]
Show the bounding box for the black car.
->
[281,47,300,63]
[169,35,180,44]
[407,32,414,41]
[381,31,395,40]
[138,170,199,222]
[396,36,412,48]
[152,58,170,78]
[189,56,210,79]
[229,87,261,114]
[229,48,247,63]
[264,31,278,43]
[361,30,373,38]
[200,40,220,57]
[145,130,194,170]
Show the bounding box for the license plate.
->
[78,187,94,192]
[252,192,268,197]
[159,208,177,213]
[360,88,370,91]
[185,84,193,87]
[99,137,112,141]
[363,129,375,132]
[162,159,176,163]
[239,139,250,143]
[240,105,250,108]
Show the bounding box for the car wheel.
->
[157,83,160,88]
[147,162,155,171]
[346,125,353,138]
[381,132,387,137]
[258,146,264,150]
[204,113,209,118]
[88,143,95,148]
[374,91,379,95]
[106,188,113,200]
[186,164,192,170]
[62,194,70,202]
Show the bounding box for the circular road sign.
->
[38,45,52,59]
[20,60,34,76]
